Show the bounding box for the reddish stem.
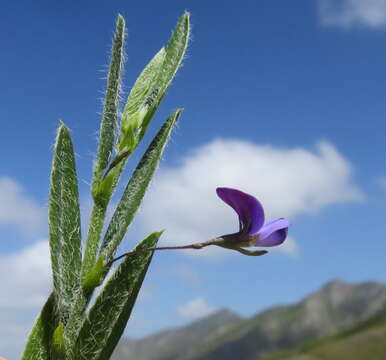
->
[109,242,211,265]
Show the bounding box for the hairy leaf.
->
[100,109,182,263]
[21,294,57,360]
[83,14,126,282]
[48,123,82,322]
[119,47,166,150]
[137,11,190,142]
[119,12,190,153]
[92,14,126,195]
[72,231,162,360]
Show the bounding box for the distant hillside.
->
[113,280,386,360]
[112,309,242,360]
[266,309,386,360]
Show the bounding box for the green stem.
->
[63,204,107,355]
[81,203,107,281]
[63,287,93,357]
[102,148,133,180]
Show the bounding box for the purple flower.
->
[214,187,290,255]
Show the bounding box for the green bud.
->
[82,254,106,290]
[121,106,148,141]
[52,323,66,357]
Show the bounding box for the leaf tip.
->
[116,13,125,27]
[157,229,165,237]
[182,12,191,34]
[174,108,184,121]
[57,120,66,130]
[183,11,190,21]
[55,122,71,145]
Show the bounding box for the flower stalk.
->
[110,186,290,264]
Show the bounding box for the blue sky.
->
[1,0,386,357]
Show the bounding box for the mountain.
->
[266,308,386,360]
[112,309,243,360]
[112,280,386,360]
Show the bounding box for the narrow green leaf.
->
[21,294,57,360]
[159,11,190,99]
[100,109,182,263]
[92,14,126,195]
[119,47,166,149]
[136,11,190,142]
[82,14,126,283]
[118,12,190,154]
[48,123,82,322]
[66,20,126,347]
[72,231,162,360]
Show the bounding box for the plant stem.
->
[109,241,213,264]
[81,203,107,280]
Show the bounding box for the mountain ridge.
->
[112,308,242,360]
[113,279,386,360]
[266,307,386,359]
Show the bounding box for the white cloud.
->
[318,0,386,29]
[0,241,51,358]
[0,240,51,308]
[0,177,44,233]
[177,297,217,319]
[137,139,362,257]
[0,309,36,359]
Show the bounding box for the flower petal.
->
[255,218,290,247]
[216,187,265,234]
